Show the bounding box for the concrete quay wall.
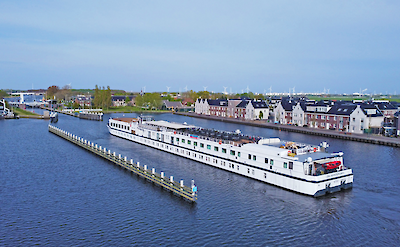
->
[175,113,400,148]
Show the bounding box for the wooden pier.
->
[48,125,198,202]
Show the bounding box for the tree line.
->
[93,85,112,109]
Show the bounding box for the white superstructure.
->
[108,116,353,197]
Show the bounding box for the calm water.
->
[1,113,399,246]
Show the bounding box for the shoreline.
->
[174,112,400,148]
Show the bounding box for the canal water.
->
[1,113,399,246]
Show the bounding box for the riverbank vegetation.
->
[12,107,40,116]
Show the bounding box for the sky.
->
[0,0,399,94]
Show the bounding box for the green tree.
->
[135,94,144,108]
[72,101,80,109]
[125,96,131,106]
[105,86,112,109]
[47,85,59,99]
[93,85,100,108]
[0,90,8,98]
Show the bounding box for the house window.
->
[265,158,269,163]
[222,148,227,153]
[214,146,218,151]
[207,145,211,150]
[322,115,325,120]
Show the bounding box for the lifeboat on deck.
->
[324,161,341,170]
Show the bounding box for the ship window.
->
[247,168,250,174]
[230,150,235,155]
[182,139,185,143]
[253,155,256,161]
[232,164,234,169]
[289,162,293,170]
[188,140,191,145]
[284,162,288,169]
[248,154,251,159]
[238,152,241,157]
[200,143,204,148]
[264,173,267,179]
[176,138,179,142]
[270,159,274,165]
[237,165,239,170]
[207,145,211,150]
[214,146,218,151]
[265,158,269,164]
[194,141,197,146]
[222,148,227,153]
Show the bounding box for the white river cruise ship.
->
[108,116,353,197]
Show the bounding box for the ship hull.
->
[108,125,353,197]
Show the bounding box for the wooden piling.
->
[48,124,198,202]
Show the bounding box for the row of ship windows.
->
[110,122,129,130]
[176,137,293,169]
[120,131,294,170]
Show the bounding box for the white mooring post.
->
[180,180,184,187]
[137,162,140,168]
[170,176,174,183]
[118,154,121,159]
[130,159,134,165]
[113,152,116,157]
[144,165,147,171]
[108,150,111,155]
[124,156,127,162]
[161,172,164,179]
[95,144,98,149]
[152,168,155,175]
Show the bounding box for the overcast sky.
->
[0,0,399,94]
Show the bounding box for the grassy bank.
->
[103,106,170,113]
[13,107,40,116]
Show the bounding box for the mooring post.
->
[152,168,155,175]
[170,176,174,183]
[180,180,184,187]
[118,154,121,159]
[124,156,127,162]
[161,172,164,179]
[137,162,140,168]
[113,152,116,157]
[144,165,147,172]
[130,159,134,165]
